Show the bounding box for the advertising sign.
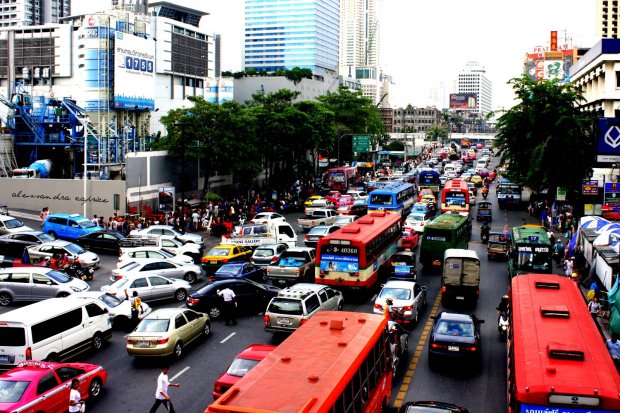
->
[114,32,155,110]
[319,245,359,273]
[449,93,477,109]
[550,31,557,51]
[597,118,620,162]
[605,182,620,194]
[582,180,599,195]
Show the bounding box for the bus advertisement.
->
[508,225,552,278]
[315,211,402,291]
[205,311,393,413]
[441,179,470,214]
[417,169,441,195]
[326,166,357,192]
[497,178,522,209]
[420,212,471,270]
[367,182,415,217]
[508,274,620,413]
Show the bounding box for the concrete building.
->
[597,0,620,39]
[456,61,493,116]
[387,106,442,134]
[0,0,70,27]
[243,0,339,77]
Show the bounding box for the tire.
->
[88,377,103,399]
[202,322,211,337]
[46,353,59,362]
[338,300,344,311]
[209,306,222,319]
[174,289,188,302]
[0,292,12,306]
[184,272,197,284]
[92,333,103,351]
[48,231,57,238]
[57,292,70,298]
[173,341,183,358]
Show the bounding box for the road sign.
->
[582,180,599,195]
[352,135,370,153]
[605,182,620,194]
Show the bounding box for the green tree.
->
[385,140,404,151]
[495,76,596,195]
[426,124,449,142]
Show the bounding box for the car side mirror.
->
[430,315,437,320]
[103,308,109,313]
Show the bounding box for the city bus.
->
[508,224,552,278]
[326,166,358,192]
[315,211,402,291]
[508,274,620,413]
[205,311,393,413]
[367,182,415,217]
[419,212,471,271]
[440,179,470,214]
[497,178,522,209]
[417,169,441,195]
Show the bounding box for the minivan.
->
[42,213,103,241]
[0,267,90,306]
[0,297,112,368]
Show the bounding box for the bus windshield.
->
[445,192,466,207]
[369,194,393,205]
[514,251,551,272]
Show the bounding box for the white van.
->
[0,297,112,368]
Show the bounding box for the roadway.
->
[2,154,546,412]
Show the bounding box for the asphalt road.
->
[2,153,550,413]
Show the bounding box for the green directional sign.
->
[352,135,370,153]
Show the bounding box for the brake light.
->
[126,339,136,345]
[294,268,300,274]
[300,318,308,326]
[402,305,413,311]
[156,338,169,345]
[221,259,228,263]
[208,277,216,282]
[263,314,271,327]
[113,274,122,280]
[270,256,278,263]
[304,236,310,241]
[374,303,383,310]
[430,343,448,350]
[441,286,446,293]
[476,289,480,296]
[108,292,117,296]
[464,346,478,352]
[25,347,32,360]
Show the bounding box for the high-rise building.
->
[243,0,339,76]
[456,61,492,116]
[0,0,70,27]
[596,0,619,39]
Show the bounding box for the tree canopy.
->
[494,76,596,195]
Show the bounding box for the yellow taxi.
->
[201,244,252,273]
[420,194,436,205]
[467,149,476,157]
[304,195,325,207]
[470,175,483,186]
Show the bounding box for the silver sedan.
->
[111,259,203,284]
[27,240,100,269]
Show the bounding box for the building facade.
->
[243,0,339,76]
[456,61,493,116]
[387,107,442,134]
[597,0,620,39]
[0,0,70,27]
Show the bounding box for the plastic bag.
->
[587,290,596,301]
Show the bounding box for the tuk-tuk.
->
[476,201,492,222]
[487,232,511,260]
[390,251,417,281]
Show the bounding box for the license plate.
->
[309,237,319,241]
[277,317,292,325]
[138,341,151,347]
[0,355,8,362]
[210,261,217,264]
[448,346,459,352]
[456,296,464,300]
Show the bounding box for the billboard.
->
[449,93,477,109]
[114,32,155,110]
[525,49,574,82]
[597,118,620,163]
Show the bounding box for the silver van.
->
[263,283,343,334]
[0,267,90,306]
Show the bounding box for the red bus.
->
[205,311,393,413]
[326,166,357,192]
[508,274,620,413]
[315,211,401,291]
[441,179,470,214]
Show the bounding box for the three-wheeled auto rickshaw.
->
[476,201,492,222]
[487,232,511,260]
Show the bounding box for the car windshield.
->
[64,243,86,254]
[135,319,170,333]
[308,228,329,236]
[216,266,242,275]
[207,247,231,257]
[98,293,123,308]
[379,287,411,301]
[435,320,474,337]
[77,219,97,229]
[254,248,275,257]
[0,379,30,403]
[226,357,261,378]
[408,213,425,222]
[46,270,71,283]
[3,218,24,229]
[412,204,427,213]
[39,233,55,241]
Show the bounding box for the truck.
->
[118,235,203,263]
[266,247,316,286]
[297,209,339,231]
[220,223,297,249]
[441,248,481,308]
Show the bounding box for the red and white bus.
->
[508,274,620,413]
[315,211,401,291]
[205,311,393,413]
[326,166,357,192]
[440,179,470,214]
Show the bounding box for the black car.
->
[77,230,126,254]
[428,312,484,369]
[399,401,469,413]
[0,231,56,259]
[186,278,280,320]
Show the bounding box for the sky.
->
[73,0,598,110]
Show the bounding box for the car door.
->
[413,284,424,319]
[318,288,334,310]
[148,276,172,301]
[31,271,58,300]
[156,261,182,278]
[174,312,192,344]
[138,262,161,277]
[35,371,64,412]
[128,276,151,300]
[67,219,81,240]
[182,310,202,341]
[5,271,32,301]
[230,281,255,313]
[101,233,118,252]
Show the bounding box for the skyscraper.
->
[243,0,339,75]
[596,0,619,39]
[457,61,492,116]
[0,0,71,27]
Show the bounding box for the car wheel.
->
[184,272,197,284]
[92,333,103,351]
[57,292,70,298]
[174,289,188,302]
[337,300,344,311]
[0,292,12,306]
[202,322,211,337]
[209,306,221,319]
[173,342,183,358]
[46,353,59,362]
[88,377,103,399]
[48,231,57,238]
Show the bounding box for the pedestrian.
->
[125,289,144,330]
[217,286,237,326]
[91,214,98,225]
[68,378,85,413]
[149,366,180,413]
[39,207,49,226]
[564,257,573,277]
[607,333,620,370]
[588,296,602,321]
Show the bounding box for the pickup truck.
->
[303,199,334,216]
[266,247,316,286]
[220,222,297,249]
[297,209,339,231]
[118,235,203,263]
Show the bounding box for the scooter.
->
[63,263,94,281]
[498,311,508,340]
[482,187,489,199]
[388,320,409,376]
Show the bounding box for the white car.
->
[129,225,204,245]
[404,212,431,234]
[346,190,368,201]
[72,290,152,329]
[250,212,286,225]
[111,259,203,284]
[117,247,195,267]
[0,215,34,235]
[27,240,101,269]
[468,190,476,205]
[373,279,427,326]
[101,274,191,303]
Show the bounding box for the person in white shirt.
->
[149,366,180,413]
[68,379,84,413]
[218,287,237,326]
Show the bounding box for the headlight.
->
[70,286,81,292]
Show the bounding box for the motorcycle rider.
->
[482,186,489,199]
[481,221,490,242]
[496,294,510,336]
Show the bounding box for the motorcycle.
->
[387,319,409,376]
[63,263,94,281]
[481,226,490,244]
[482,187,489,199]
[498,311,509,340]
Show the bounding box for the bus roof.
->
[510,274,620,408]
[425,213,468,230]
[443,179,469,190]
[512,225,551,244]
[207,311,387,413]
[368,182,413,194]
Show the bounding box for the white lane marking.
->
[220,332,236,343]
[170,366,190,382]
